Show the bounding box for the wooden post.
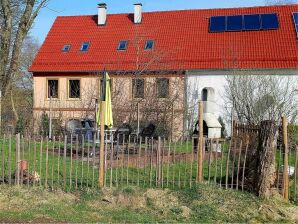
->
[282,116,289,201]
[99,101,106,188]
[196,101,203,183]
[0,91,2,136]
[137,102,140,136]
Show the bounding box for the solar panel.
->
[209,16,226,32]
[293,13,298,38]
[227,15,243,31]
[293,12,298,23]
[244,14,261,30]
[261,13,279,30]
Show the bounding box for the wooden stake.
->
[92,134,96,188]
[190,137,194,189]
[8,135,12,185]
[214,139,219,187]
[282,116,289,201]
[1,135,5,185]
[39,137,43,187]
[57,136,61,186]
[99,101,106,188]
[69,135,73,189]
[51,137,55,189]
[63,135,67,189]
[225,139,232,189]
[110,134,114,188]
[33,140,37,187]
[87,135,90,188]
[167,139,171,188]
[197,101,203,183]
[45,137,49,188]
[81,135,85,188]
[236,140,243,191]
[295,146,298,202]
[242,140,249,192]
[75,135,79,190]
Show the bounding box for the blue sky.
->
[30,0,284,43]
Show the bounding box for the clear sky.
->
[30,0,295,44]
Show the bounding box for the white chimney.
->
[134,3,142,24]
[98,3,107,26]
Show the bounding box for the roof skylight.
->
[62,44,71,52]
[80,42,90,51]
[118,40,128,50]
[144,40,155,50]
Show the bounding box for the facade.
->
[30,4,298,139]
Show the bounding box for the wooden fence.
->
[0,133,297,203]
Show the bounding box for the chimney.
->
[134,3,142,24]
[98,3,107,26]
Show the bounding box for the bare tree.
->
[224,74,298,125]
[0,0,49,97]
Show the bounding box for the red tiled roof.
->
[30,4,298,72]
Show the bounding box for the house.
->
[30,3,298,140]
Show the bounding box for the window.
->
[80,42,90,51]
[47,80,58,98]
[118,40,128,50]
[69,80,80,98]
[293,12,298,38]
[145,40,155,50]
[202,88,208,101]
[62,44,71,52]
[156,78,169,98]
[132,79,144,98]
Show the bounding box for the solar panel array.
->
[209,13,279,33]
[293,12,298,38]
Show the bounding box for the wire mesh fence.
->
[0,133,297,203]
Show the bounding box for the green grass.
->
[0,185,297,223]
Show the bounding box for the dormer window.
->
[80,42,90,52]
[118,40,128,50]
[62,44,71,52]
[145,40,154,50]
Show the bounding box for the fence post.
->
[16,133,21,186]
[196,101,203,183]
[0,90,2,135]
[99,101,106,188]
[282,116,289,201]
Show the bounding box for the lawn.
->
[0,184,297,223]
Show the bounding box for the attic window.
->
[118,40,128,50]
[145,40,155,50]
[62,44,71,52]
[80,42,90,52]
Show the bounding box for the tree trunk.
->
[256,120,277,198]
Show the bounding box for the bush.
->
[39,112,49,137]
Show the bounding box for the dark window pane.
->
[209,16,226,32]
[261,13,279,30]
[69,80,80,98]
[118,41,128,50]
[202,89,208,101]
[62,44,71,52]
[244,14,261,30]
[227,15,243,31]
[132,79,144,98]
[145,40,154,50]
[156,78,169,98]
[80,42,90,51]
[48,80,58,98]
